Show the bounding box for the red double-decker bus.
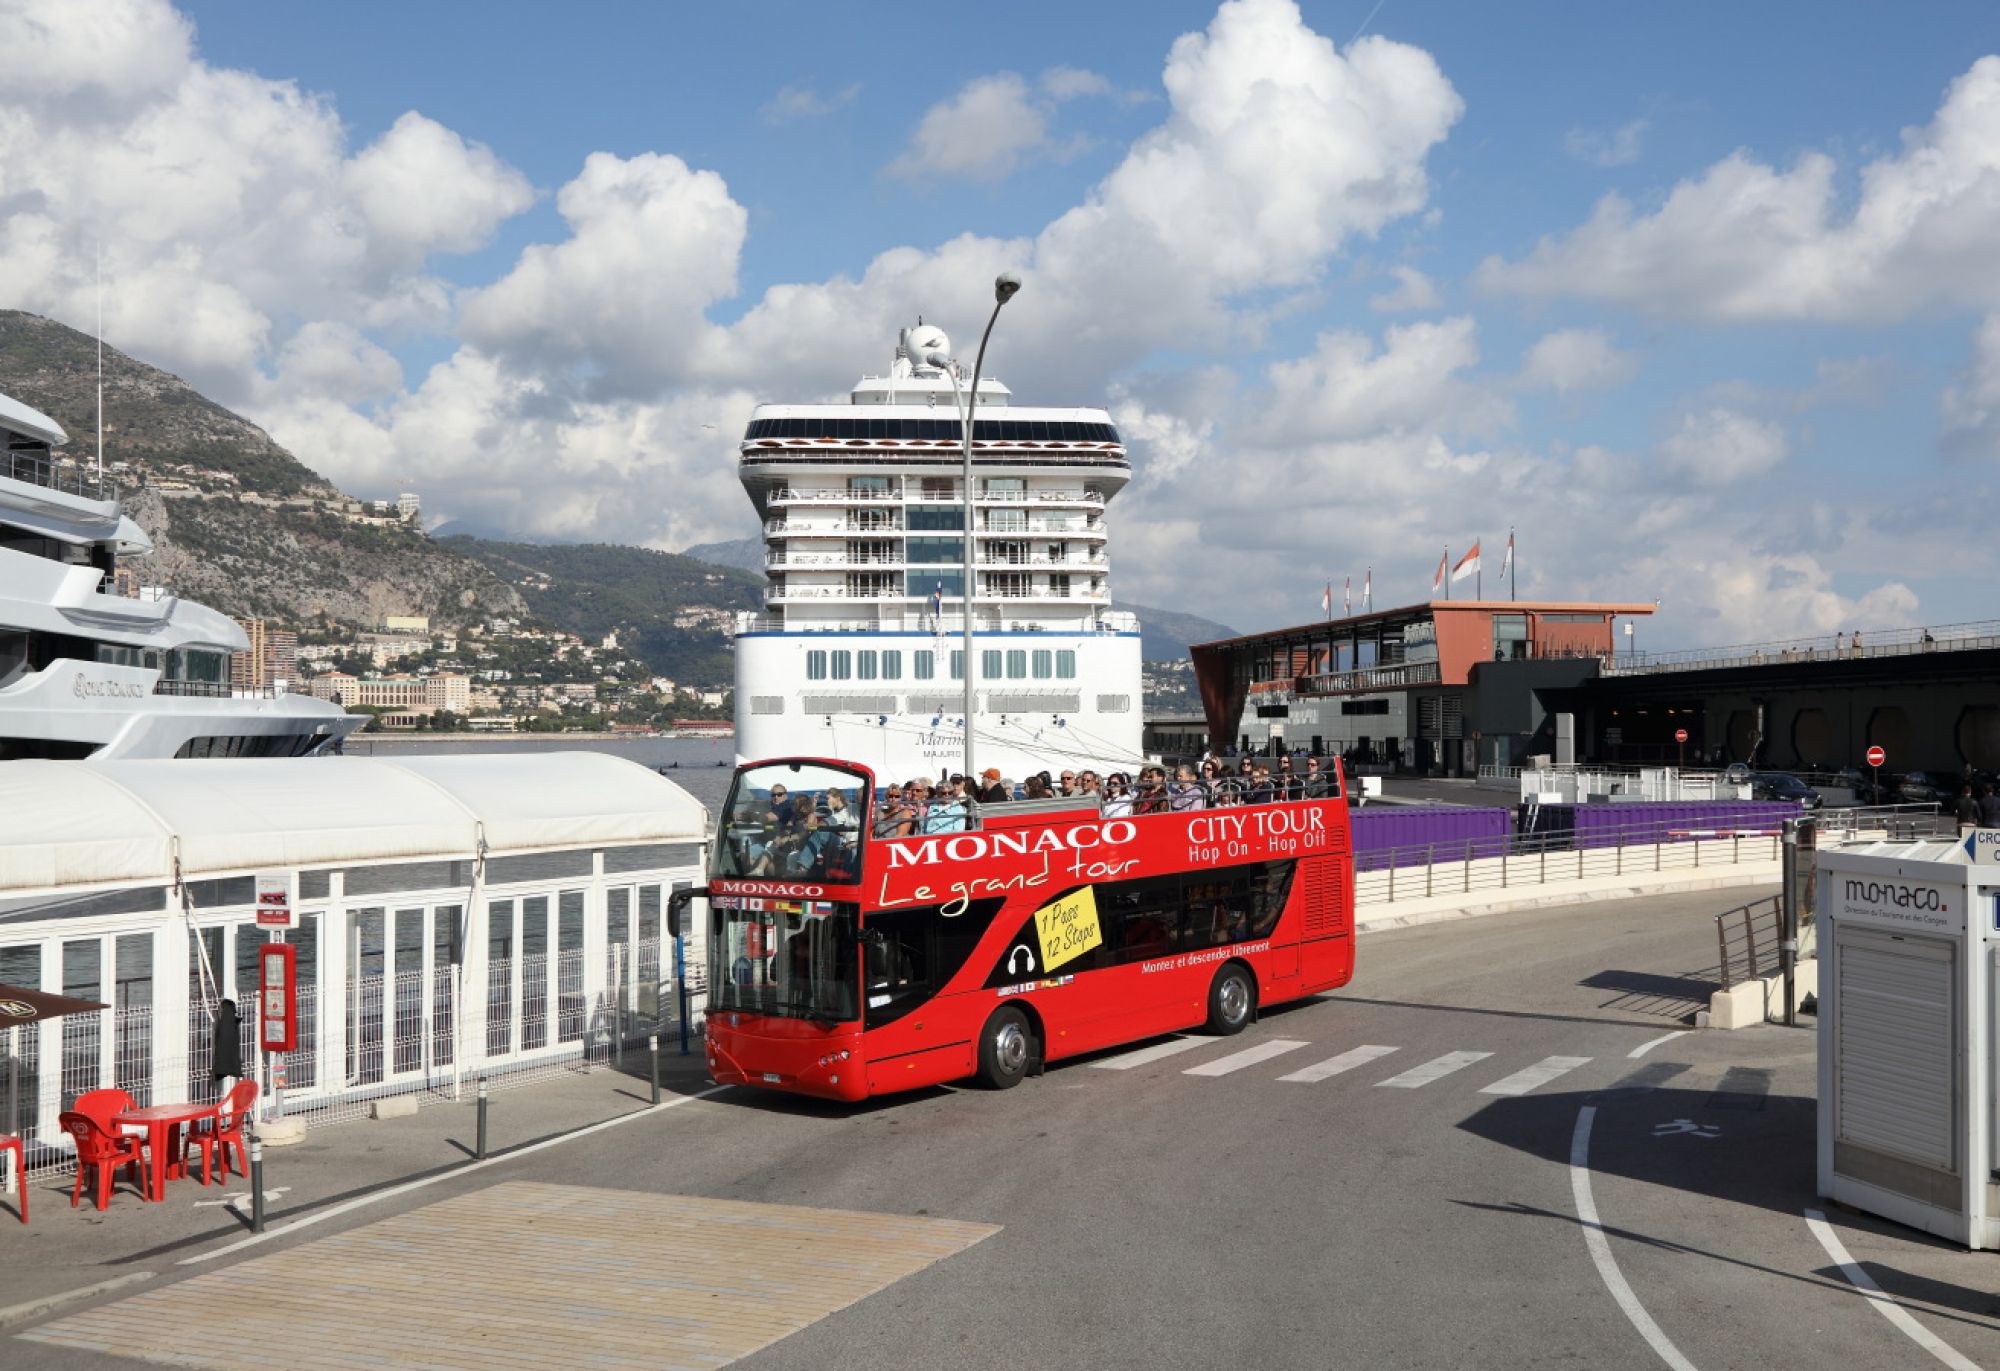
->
[670,757,1355,1101]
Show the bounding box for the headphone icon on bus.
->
[1007,945,1037,976]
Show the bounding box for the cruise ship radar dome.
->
[906,324,949,363]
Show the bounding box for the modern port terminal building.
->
[1188,602,2000,778]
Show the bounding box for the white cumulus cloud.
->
[1656,407,1789,486]
[1369,265,1440,312]
[1518,327,1637,394]
[1563,118,1649,167]
[1479,57,2000,323]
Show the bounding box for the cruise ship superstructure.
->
[0,390,361,759]
[732,324,1143,779]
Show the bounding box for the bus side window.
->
[866,903,991,1025]
[1103,873,1182,965]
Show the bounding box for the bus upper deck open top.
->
[672,756,1356,1102]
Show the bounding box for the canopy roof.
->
[0,752,708,895]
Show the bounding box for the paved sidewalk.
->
[1357,861,1781,932]
[0,1049,717,1328]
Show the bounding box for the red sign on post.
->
[258,943,297,1052]
[1866,745,1886,768]
[1674,728,1688,744]
[254,873,294,929]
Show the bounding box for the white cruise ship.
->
[0,390,361,759]
[731,324,1143,780]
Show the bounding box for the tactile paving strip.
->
[21,1181,1000,1370]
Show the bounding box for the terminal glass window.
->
[806,651,827,681]
[907,535,960,562]
[914,651,935,680]
[1056,650,1076,678]
[1492,614,1529,662]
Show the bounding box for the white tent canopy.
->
[0,752,709,895]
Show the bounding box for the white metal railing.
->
[1296,660,1442,695]
[4,937,707,1184]
[1604,618,2000,676]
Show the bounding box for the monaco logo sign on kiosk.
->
[254,873,294,929]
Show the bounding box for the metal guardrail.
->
[2,452,108,501]
[1604,617,2000,676]
[1714,894,1784,990]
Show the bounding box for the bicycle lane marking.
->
[1570,1104,1700,1371]
[1805,1209,1983,1371]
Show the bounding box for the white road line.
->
[1089,1036,1208,1070]
[1629,1031,1691,1059]
[1805,1208,1982,1371]
[1571,1105,1700,1371]
[1481,1055,1593,1097]
[1277,1044,1399,1084]
[1182,1039,1311,1077]
[1375,1050,1493,1089]
[179,1085,732,1267]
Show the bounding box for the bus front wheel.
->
[976,1006,1035,1090]
[1206,964,1256,1035]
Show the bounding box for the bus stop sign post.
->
[257,944,297,1121]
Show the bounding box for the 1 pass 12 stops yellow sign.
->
[1034,888,1103,972]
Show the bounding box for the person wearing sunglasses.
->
[1101,773,1134,818]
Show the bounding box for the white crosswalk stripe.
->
[1479,1055,1593,1097]
[1089,1036,1209,1070]
[1374,1051,1494,1089]
[1182,1039,1312,1077]
[1277,1044,1400,1084]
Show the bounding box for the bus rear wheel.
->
[1206,963,1256,1035]
[976,1006,1035,1090]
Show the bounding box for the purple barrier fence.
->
[1531,801,1798,851]
[1352,808,1513,871]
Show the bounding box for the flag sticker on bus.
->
[1035,888,1104,972]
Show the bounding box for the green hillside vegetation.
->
[443,537,765,687]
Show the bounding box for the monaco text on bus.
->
[667,757,1356,1101]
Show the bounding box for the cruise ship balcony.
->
[3,450,108,502]
[765,551,908,569]
[763,485,1108,509]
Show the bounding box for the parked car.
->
[1832,766,1889,806]
[1893,771,1958,806]
[1750,772,1824,809]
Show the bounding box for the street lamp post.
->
[926,272,1022,789]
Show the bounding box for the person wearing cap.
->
[977,767,1009,804]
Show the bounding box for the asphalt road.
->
[20,886,2000,1371]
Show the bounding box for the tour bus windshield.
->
[709,904,857,1024]
[712,760,871,883]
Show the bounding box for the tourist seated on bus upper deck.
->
[1101,773,1134,817]
[822,788,859,832]
[919,781,968,833]
[873,784,918,838]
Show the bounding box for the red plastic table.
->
[112,1102,216,1201]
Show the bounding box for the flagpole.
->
[1510,527,1516,601]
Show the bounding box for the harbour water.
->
[344,734,739,818]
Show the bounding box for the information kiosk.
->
[1818,829,2000,1248]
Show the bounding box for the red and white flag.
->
[1343,576,1352,616]
[1321,581,1332,616]
[1500,530,1514,577]
[1451,541,1481,584]
[1432,550,1449,595]
[1362,568,1372,611]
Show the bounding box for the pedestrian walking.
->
[1980,785,2000,829]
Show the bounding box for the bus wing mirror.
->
[667,886,706,939]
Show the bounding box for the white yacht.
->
[731,323,1143,780]
[0,390,360,759]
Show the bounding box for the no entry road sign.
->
[1674,728,1688,744]
[1866,745,1886,768]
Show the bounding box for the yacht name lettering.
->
[73,673,148,701]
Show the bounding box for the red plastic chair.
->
[60,1111,144,1211]
[186,1080,258,1185]
[0,1134,24,1223]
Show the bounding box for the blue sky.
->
[10,0,2000,642]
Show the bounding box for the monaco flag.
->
[1500,530,1514,576]
[1451,541,1481,584]
[1432,550,1448,595]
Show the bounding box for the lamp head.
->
[924,349,951,370]
[994,271,1022,304]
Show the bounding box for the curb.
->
[1356,866,1782,933]
[0,1271,156,1330]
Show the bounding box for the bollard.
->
[649,1034,661,1106]
[475,1076,488,1160]
[250,1135,265,1233]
